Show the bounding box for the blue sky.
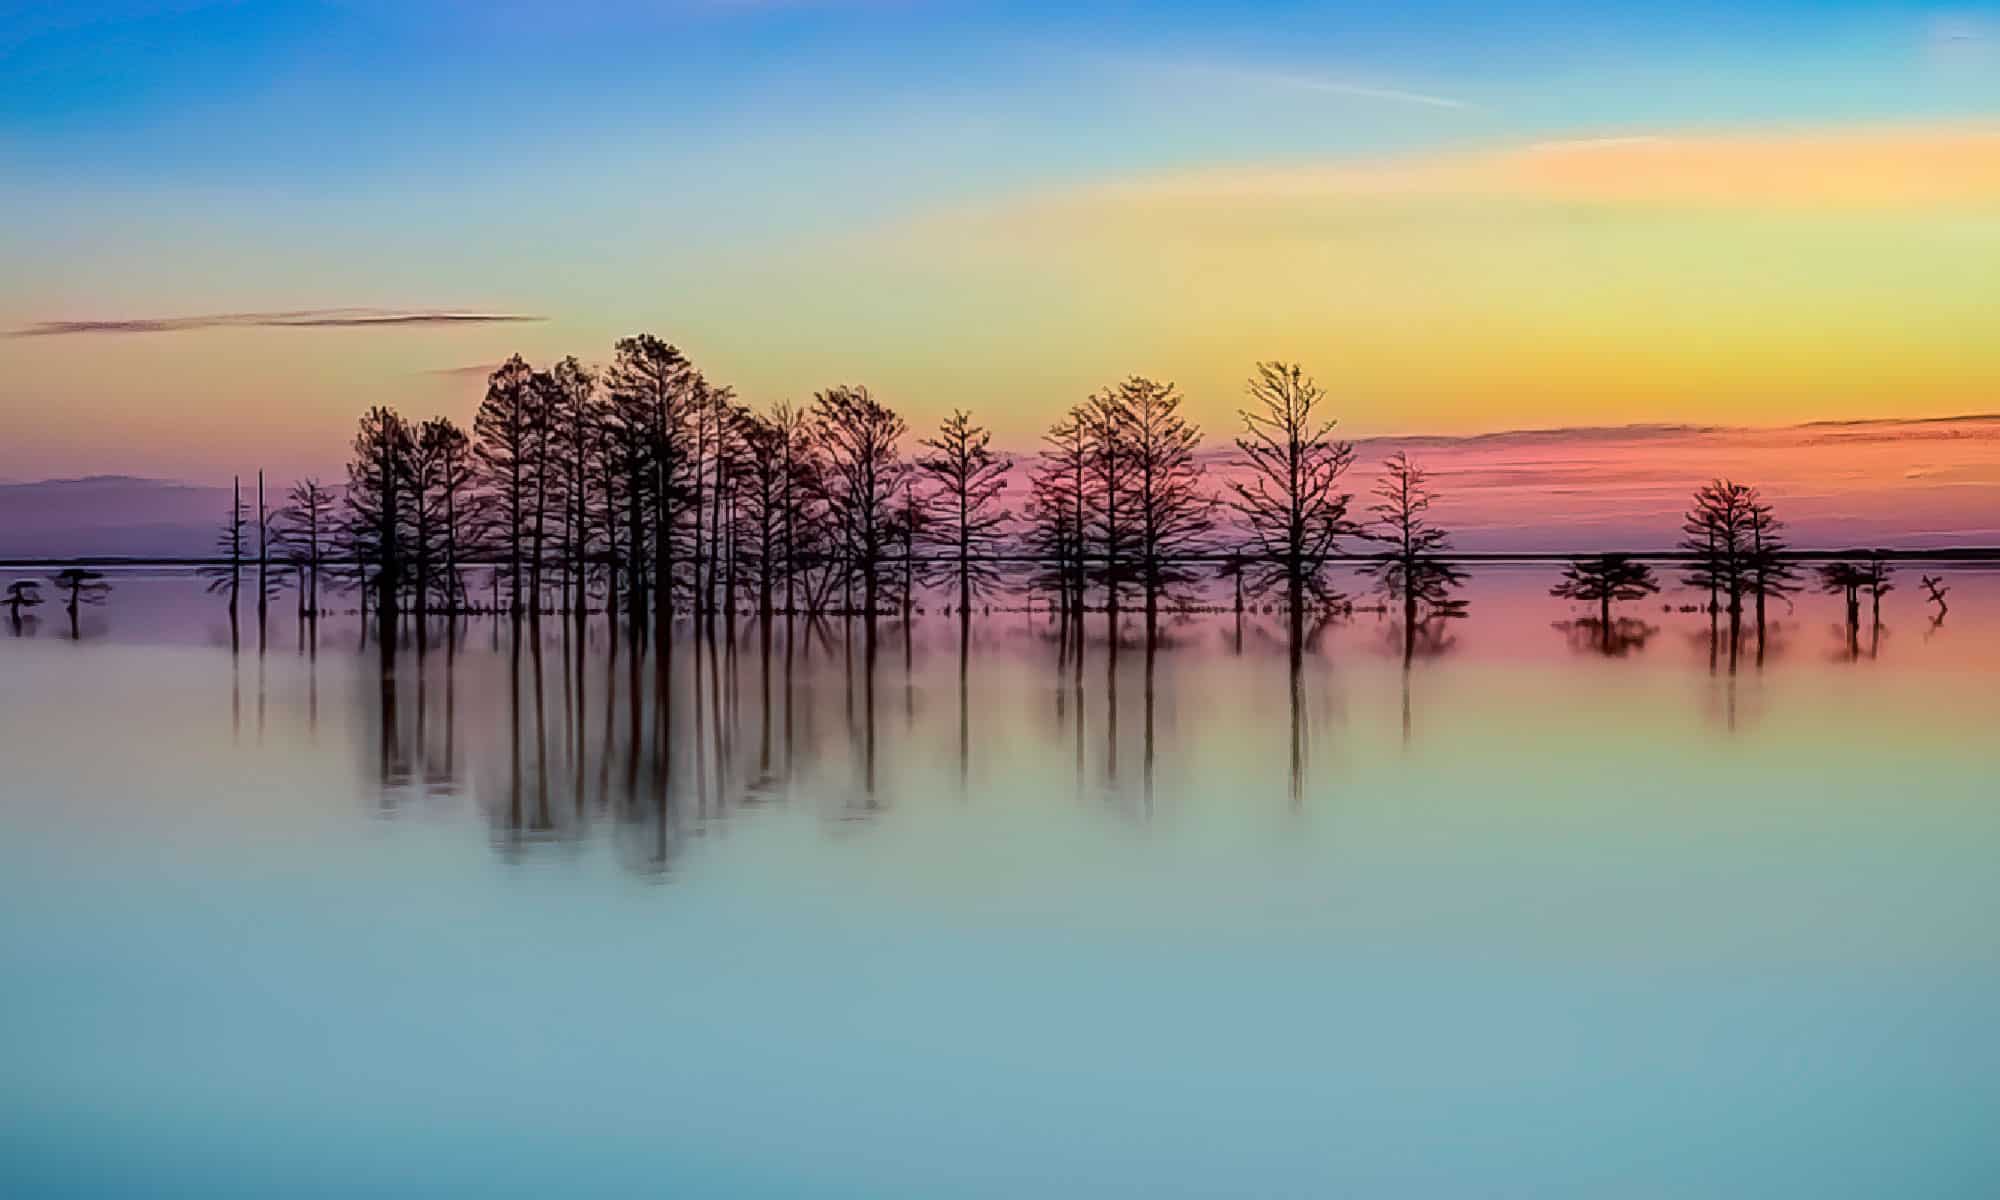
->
[8,1,1988,303]
[8,2,1991,188]
[5,2,2000,480]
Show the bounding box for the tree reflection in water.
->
[240,560,1956,874]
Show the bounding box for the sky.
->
[5,1,2000,485]
[7,414,1997,557]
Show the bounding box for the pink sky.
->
[1334,414,2000,551]
[3,414,1993,557]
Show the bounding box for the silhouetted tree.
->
[48,568,110,639]
[736,410,786,618]
[343,406,414,648]
[412,416,472,625]
[5,579,42,633]
[1362,452,1467,656]
[473,356,545,616]
[699,382,747,620]
[604,335,696,630]
[1681,479,1758,624]
[255,470,275,644]
[280,477,337,620]
[1551,554,1660,648]
[1921,573,1950,616]
[896,476,925,619]
[712,399,759,622]
[201,475,248,637]
[1816,561,1868,629]
[1081,385,1138,629]
[1862,554,1893,626]
[1228,361,1358,613]
[597,362,652,629]
[1119,377,1211,623]
[546,356,599,619]
[769,400,818,615]
[435,420,475,615]
[812,385,908,617]
[525,369,567,614]
[784,407,843,617]
[1027,408,1089,631]
[917,409,1011,617]
[1744,492,1800,642]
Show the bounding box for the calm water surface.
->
[3,567,1997,1197]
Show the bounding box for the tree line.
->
[177,337,1941,652]
[203,347,1444,646]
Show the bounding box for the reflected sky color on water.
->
[3,568,1998,1197]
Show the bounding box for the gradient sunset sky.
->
[6,1,2000,483]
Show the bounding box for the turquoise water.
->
[3,568,1997,1196]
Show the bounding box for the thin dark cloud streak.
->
[9,308,543,337]
[426,361,510,378]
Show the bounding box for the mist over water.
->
[3,567,1998,1197]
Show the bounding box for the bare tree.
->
[738,411,785,618]
[917,409,1011,618]
[473,356,542,616]
[1362,452,1467,657]
[1744,491,1800,642]
[435,421,475,616]
[1081,386,1138,631]
[1027,408,1089,631]
[546,356,599,620]
[604,335,696,632]
[812,385,908,618]
[525,369,564,614]
[699,382,744,621]
[1680,479,1758,625]
[280,478,337,621]
[412,417,471,627]
[255,470,276,646]
[201,475,248,640]
[1921,573,1950,616]
[343,406,414,649]
[1119,377,1211,624]
[897,477,924,620]
[1228,362,1358,614]
[1862,554,1894,626]
[770,401,818,616]
[599,366,654,630]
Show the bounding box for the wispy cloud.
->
[425,360,511,378]
[9,308,543,337]
[1218,66,1473,111]
[914,123,2000,233]
[1130,57,1474,111]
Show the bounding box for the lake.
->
[3,565,1997,1197]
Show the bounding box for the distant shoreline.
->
[5,549,1998,571]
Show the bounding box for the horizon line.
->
[8,410,1995,490]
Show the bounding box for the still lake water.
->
[3,566,1997,1197]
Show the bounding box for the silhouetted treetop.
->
[1228,361,1357,605]
[918,408,1012,613]
[1363,451,1467,621]
[1118,376,1211,612]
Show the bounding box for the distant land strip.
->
[5,549,1998,571]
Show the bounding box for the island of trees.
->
[23,336,1936,656]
